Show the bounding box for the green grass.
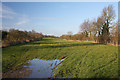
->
[2,38,118,78]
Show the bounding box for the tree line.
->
[44,35,59,38]
[2,29,43,47]
[60,5,119,45]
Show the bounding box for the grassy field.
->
[2,38,118,78]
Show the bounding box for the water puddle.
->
[3,58,64,78]
[23,58,64,78]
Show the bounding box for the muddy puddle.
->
[24,58,64,78]
[3,58,64,78]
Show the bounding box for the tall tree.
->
[111,22,118,45]
[100,5,115,44]
[67,31,73,39]
[80,19,90,37]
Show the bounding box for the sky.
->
[1,2,118,36]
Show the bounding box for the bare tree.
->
[111,22,118,45]
[67,31,73,35]
[80,19,90,37]
[67,31,73,39]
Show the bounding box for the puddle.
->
[3,58,64,78]
[23,58,64,78]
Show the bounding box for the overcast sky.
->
[2,2,118,36]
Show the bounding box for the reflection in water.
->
[24,58,64,78]
[3,58,64,78]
